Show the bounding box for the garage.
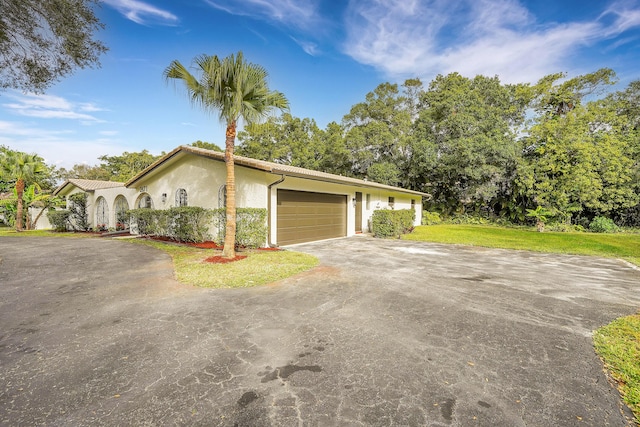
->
[277,189,347,245]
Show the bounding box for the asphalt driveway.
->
[0,235,638,426]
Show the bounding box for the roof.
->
[126,145,429,197]
[53,179,124,196]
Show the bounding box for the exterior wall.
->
[91,187,139,229]
[127,153,424,245]
[266,174,423,245]
[129,155,269,211]
[28,206,53,230]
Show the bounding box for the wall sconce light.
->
[352,197,357,208]
[161,193,167,203]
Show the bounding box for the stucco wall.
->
[130,155,269,211]
[266,174,423,245]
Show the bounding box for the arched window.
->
[175,188,188,207]
[218,185,226,208]
[137,193,153,209]
[114,195,130,230]
[96,197,109,230]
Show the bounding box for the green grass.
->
[129,239,319,288]
[0,228,94,238]
[404,225,640,267]
[594,314,640,423]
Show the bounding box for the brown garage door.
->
[277,190,347,245]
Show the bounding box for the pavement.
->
[0,235,639,426]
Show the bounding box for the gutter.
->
[267,174,286,247]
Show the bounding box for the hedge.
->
[129,207,212,242]
[129,207,267,247]
[371,209,415,238]
[211,207,268,248]
[47,210,71,232]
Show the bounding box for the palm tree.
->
[0,152,46,231]
[164,52,289,258]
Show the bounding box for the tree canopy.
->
[0,0,107,93]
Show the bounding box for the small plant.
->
[422,211,442,225]
[47,210,70,232]
[526,206,553,232]
[589,216,619,233]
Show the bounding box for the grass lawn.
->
[130,238,319,288]
[404,224,640,267]
[406,223,640,424]
[594,314,640,423]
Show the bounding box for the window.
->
[366,194,371,210]
[137,194,153,209]
[114,196,130,230]
[388,196,395,208]
[218,185,227,208]
[96,197,109,229]
[175,188,188,207]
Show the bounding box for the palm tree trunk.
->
[222,121,237,259]
[15,178,24,231]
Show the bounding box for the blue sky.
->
[2,0,640,169]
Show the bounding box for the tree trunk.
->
[15,178,24,231]
[222,121,237,259]
[32,206,47,230]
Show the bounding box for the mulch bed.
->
[203,255,247,264]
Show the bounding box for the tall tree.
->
[412,73,529,214]
[164,52,288,258]
[342,81,414,185]
[0,0,107,93]
[0,151,46,230]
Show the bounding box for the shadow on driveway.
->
[0,236,638,426]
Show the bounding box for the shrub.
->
[68,193,90,231]
[589,216,620,233]
[130,207,266,247]
[211,207,267,248]
[546,222,585,233]
[422,211,442,225]
[47,210,70,232]
[372,209,415,238]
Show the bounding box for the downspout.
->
[267,174,286,247]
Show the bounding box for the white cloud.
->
[342,0,640,83]
[205,0,318,27]
[0,121,124,168]
[103,0,178,26]
[3,93,106,123]
[291,37,320,56]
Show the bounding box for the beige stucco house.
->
[124,145,427,246]
[53,179,139,230]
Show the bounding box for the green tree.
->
[0,151,47,230]
[191,140,223,152]
[0,0,107,92]
[342,82,414,183]
[97,150,160,182]
[164,51,288,258]
[520,98,638,222]
[412,73,529,215]
[238,113,328,170]
[55,163,111,181]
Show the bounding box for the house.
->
[124,145,427,246]
[53,179,139,230]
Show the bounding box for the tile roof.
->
[126,145,429,197]
[53,179,124,195]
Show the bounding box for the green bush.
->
[546,222,585,233]
[68,193,90,231]
[422,211,442,225]
[211,207,268,248]
[589,216,620,233]
[169,207,213,242]
[131,207,266,246]
[47,210,70,232]
[372,209,415,238]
